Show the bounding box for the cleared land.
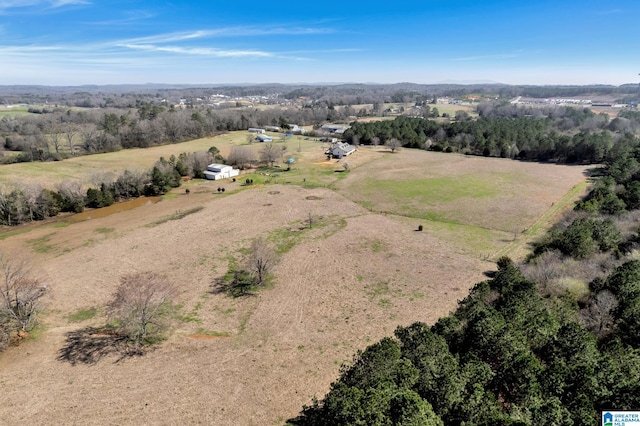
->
[0,136,591,425]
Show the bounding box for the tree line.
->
[0,147,224,226]
[343,105,640,163]
[0,103,343,163]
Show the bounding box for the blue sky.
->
[1,0,638,86]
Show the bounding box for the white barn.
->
[248,128,265,134]
[204,163,240,180]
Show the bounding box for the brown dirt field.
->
[0,151,590,425]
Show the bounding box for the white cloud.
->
[118,26,334,44]
[596,9,623,15]
[50,0,88,6]
[451,52,522,62]
[89,10,155,25]
[119,43,275,58]
[0,0,89,13]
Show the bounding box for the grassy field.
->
[0,133,591,425]
[0,106,31,117]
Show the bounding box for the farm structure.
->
[204,163,240,180]
[320,137,338,143]
[321,124,350,134]
[264,126,281,132]
[248,128,266,134]
[326,142,356,158]
[289,124,307,134]
[256,134,274,142]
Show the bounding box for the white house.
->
[204,163,240,180]
[248,128,265,134]
[326,142,356,158]
[256,134,274,142]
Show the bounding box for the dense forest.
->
[288,114,640,424]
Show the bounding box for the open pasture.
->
[0,136,591,425]
[0,106,31,117]
[336,149,590,234]
[0,131,314,188]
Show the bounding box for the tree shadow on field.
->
[57,327,143,365]
[210,272,259,298]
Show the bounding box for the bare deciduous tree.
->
[246,238,279,286]
[260,142,287,167]
[0,252,48,350]
[106,272,177,345]
[385,138,402,153]
[580,289,618,339]
[227,145,257,169]
[63,122,78,155]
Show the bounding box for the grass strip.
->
[145,206,204,228]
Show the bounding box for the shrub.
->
[0,253,48,351]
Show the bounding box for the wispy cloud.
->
[119,43,275,58]
[0,0,87,7]
[0,0,89,14]
[118,26,334,44]
[283,48,363,55]
[50,0,88,6]
[90,9,154,25]
[596,9,623,15]
[451,52,522,61]
[0,44,65,53]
